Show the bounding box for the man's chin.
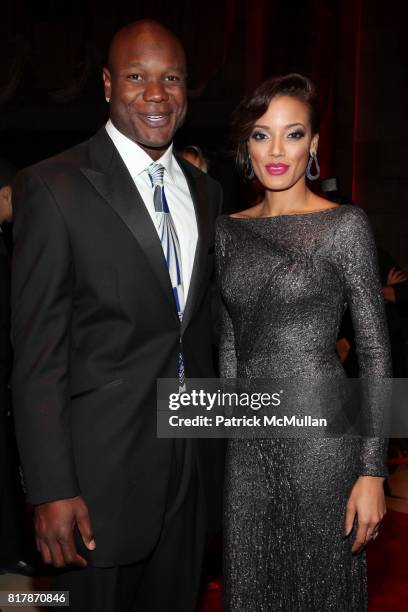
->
[133,135,175,158]
[140,140,172,152]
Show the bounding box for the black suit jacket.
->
[11,128,222,566]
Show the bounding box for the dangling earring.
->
[306,151,320,181]
[245,155,255,180]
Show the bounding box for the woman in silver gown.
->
[216,74,391,611]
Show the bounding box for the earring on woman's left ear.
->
[306,151,320,181]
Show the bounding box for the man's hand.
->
[34,496,96,568]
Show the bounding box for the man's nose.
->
[143,80,169,102]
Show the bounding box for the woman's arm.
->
[333,206,392,551]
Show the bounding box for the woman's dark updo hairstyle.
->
[231,73,320,179]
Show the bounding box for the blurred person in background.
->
[0,159,34,576]
[0,161,14,250]
[179,144,209,173]
[378,248,408,377]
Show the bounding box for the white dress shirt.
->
[105,119,198,301]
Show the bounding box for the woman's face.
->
[247,95,318,191]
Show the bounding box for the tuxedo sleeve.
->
[11,168,80,504]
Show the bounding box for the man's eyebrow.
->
[123,62,186,72]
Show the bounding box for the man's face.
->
[0,186,12,224]
[103,31,187,160]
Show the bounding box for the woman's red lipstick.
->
[265,163,290,175]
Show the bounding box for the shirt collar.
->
[105,119,176,183]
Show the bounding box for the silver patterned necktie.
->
[147,161,185,390]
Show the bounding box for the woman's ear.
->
[310,133,319,155]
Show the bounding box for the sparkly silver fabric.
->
[215,205,391,612]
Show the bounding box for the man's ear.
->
[102,68,112,101]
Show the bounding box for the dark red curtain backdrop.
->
[0,0,348,177]
[1,0,407,263]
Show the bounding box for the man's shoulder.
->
[176,155,217,184]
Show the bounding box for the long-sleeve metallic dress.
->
[215,205,391,611]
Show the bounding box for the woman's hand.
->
[344,476,386,553]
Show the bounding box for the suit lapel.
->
[81,129,179,323]
[176,156,211,335]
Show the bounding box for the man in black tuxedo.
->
[12,20,222,612]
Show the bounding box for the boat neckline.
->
[225,205,345,220]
